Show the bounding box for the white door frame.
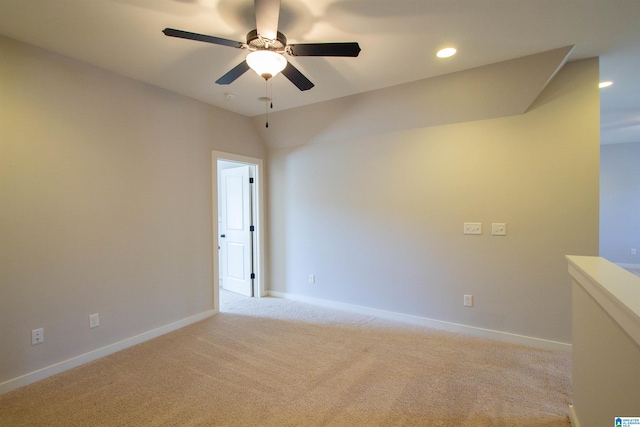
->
[212,151,266,312]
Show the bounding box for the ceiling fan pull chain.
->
[265,79,269,128]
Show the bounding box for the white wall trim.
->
[568,405,580,427]
[211,151,267,313]
[268,291,572,352]
[616,263,640,269]
[568,257,640,347]
[0,310,216,396]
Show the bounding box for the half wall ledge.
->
[566,256,640,427]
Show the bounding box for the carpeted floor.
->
[0,291,572,426]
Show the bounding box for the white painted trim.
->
[567,256,640,347]
[616,263,640,269]
[268,291,571,352]
[568,405,580,427]
[0,310,216,396]
[212,151,267,313]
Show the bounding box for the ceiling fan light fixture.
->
[246,50,287,80]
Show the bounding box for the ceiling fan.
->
[162,0,361,91]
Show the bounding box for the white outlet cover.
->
[89,313,100,328]
[32,328,44,345]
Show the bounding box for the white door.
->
[220,165,254,297]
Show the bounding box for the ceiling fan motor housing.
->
[246,29,287,52]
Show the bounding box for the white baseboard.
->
[268,291,571,352]
[0,309,216,396]
[568,405,580,427]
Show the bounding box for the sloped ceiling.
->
[254,47,575,148]
[0,1,639,144]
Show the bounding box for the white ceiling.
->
[1,0,639,144]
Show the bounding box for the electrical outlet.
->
[463,223,482,235]
[309,274,315,284]
[89,313,100,329]
[464,295,474,307]
[32,328,44,345]
[492,223,507,236]
[632,248,637,255]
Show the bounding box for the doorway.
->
[219,162,254,297]
[212,151,265,313]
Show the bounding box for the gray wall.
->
[600,141,640,265]
[266,58,600,344]
[0,36,266,384]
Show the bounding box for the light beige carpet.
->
[0,291,571,426]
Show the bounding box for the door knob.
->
[220,234,226,238]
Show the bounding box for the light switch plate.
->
[491,223,507,236]
[464,223,482,235]
[464,295,474,307]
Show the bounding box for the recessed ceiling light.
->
[437,47,457,58]
[224,92,235,99]
[599,81,613,88]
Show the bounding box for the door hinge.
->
[251,273,256,279]
[250,225,255,232]
[249,177,254,184]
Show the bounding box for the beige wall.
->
[0,30,600,389]
[267,58,600,344]
[0,36,265,385]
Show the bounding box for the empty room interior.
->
[1,1,639,426]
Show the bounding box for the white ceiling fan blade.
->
[254,0,280,40]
